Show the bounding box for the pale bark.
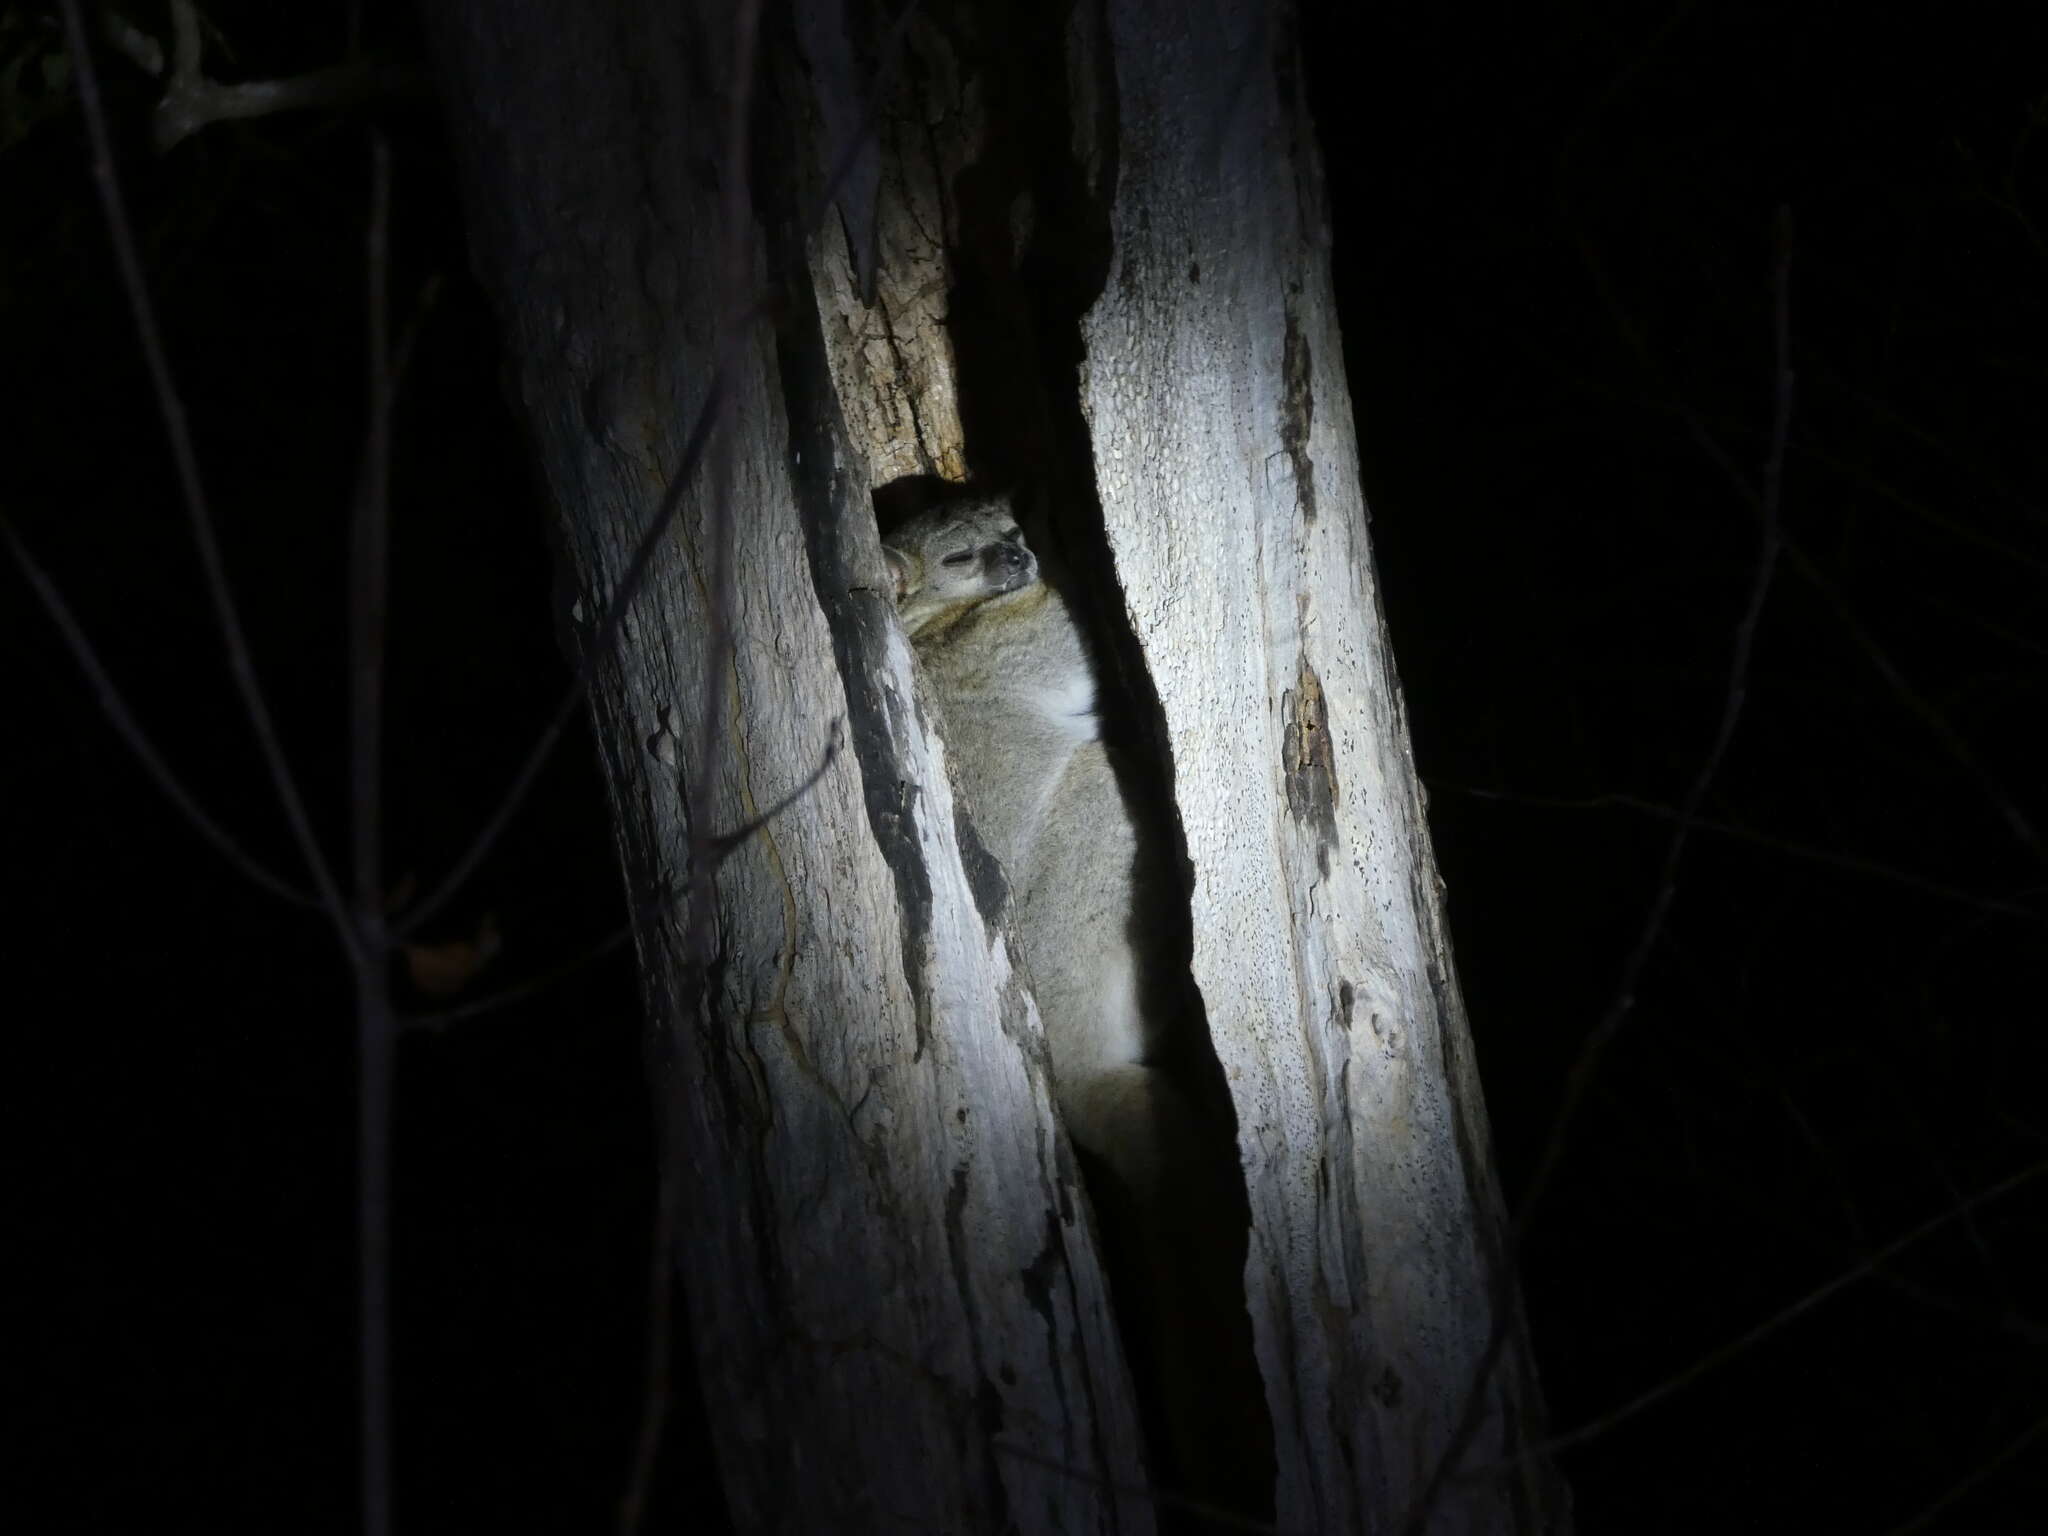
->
[1080,7,1555,1528]
[425,5,1147,1532]
[425,1,1561,1531]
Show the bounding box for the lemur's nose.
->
[987,541,1026,573]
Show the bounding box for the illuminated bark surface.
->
[425,1,1562,1530]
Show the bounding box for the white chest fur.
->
[1029,670,1100,742]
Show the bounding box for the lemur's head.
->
[882,498,1039,637]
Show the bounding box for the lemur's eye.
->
[1001,527,1022,542]
[941,550,976,567]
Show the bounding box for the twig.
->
[1405,208,1798,1532]
[350,131,394,935]
[1462,1161,2047,1474]
[617,1154,678,1536]
[3,516,315,906]
[151,0,421,154]
[1882,1411,2048,1536]
[1783,541,2042,856]
[407,928,632,1032]
[1443,784,2044,923]
[392,359,734,941]
[351,970,398,1536]
[58,0,358,960]
[1565,192,1793,1242]
[348,131,398,1536]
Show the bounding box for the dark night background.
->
[8,1,2044,1531]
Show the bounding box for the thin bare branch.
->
[393,362,732,940]
[347,131,398,1536]
[4,516,315,907]
[151,0,421,154]
[617,1153,678,1536]
[1783,541,2042,856]
[1882,1410,2048,1536]
[1445,784,2045,923]
[353,974,398,1536]
[1804,358,2044,530]
[1406,209,1798,1532]
[1561,168,2045,862]
[350,133,394,931]
[98,8,165,77]
[1532,205,1792,1224]
[1465,1161,2048,1473]
[406,928,631,1032]
[58,0,358,958]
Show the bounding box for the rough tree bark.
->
[425,1,1564,1532]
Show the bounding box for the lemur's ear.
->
[883,546,916,600]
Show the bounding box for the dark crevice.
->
[930,2,1277,1526]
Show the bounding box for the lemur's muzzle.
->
[985,540,1033,590]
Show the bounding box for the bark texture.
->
[426,0,1562,1531]
[426,4,1149,1532]
[1078,6,1558,1529]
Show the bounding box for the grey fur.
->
[884,498,1170,1195]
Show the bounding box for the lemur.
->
[883,497,1173,1198]
[884,496,1274,1520]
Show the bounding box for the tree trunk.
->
[424,2,1563,1532]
